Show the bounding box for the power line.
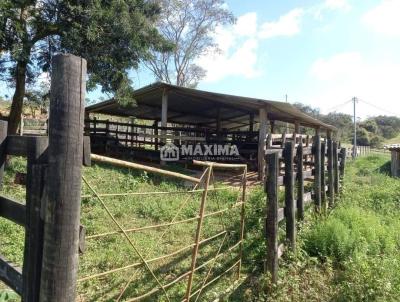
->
[325,99,353,113]
[357,98,399,116]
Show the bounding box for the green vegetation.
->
[239,154,400,301]
[295,103,400,147]
[1,154,400,301]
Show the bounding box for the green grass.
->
[2,154,400,301]
[0,157,251,301]
[239,154,400,302]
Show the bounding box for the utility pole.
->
[352,97,357,158]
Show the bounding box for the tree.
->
[0,0,167,134]
[144,0,235,88]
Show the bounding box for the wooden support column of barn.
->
[294,121,300,144]
[161,89,168,143]
[258,108,268,180]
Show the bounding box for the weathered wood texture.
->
[333,141,339,194]
[327,139,335,207]
[0,121,7,188]
[264,138,346,284]
[0,196,26,226]
[265,152,279,283]
[0,254,23,295]
[391,150,400,177]
[313,135,321,211]
[320,142,326,209]
[296,143,304,220]
[284,142,296,250]
[23,136,48,302]
[39,54,86,302]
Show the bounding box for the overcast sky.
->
[2,0,400,119]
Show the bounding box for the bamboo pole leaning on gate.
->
[284,142,296,251]
[185,167,212,302]
[265,151,279,283]
[39,54,86,302]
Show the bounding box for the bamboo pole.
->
[185,167,212,301]
[91,153,200,183]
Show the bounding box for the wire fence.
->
[77,155,247,301]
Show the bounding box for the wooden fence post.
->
[327,139,335,207]
[0,120,7,189]
[313,135,321,212]
[23,137,48,301]
[284,142,296,250]
[39,54,86,302]
[339,148,346,180]
[320,141,326,210]
[296,142,304,220]
[333,141,339,195]
[265,152,279,283]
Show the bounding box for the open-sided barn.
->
[85,82,336,179]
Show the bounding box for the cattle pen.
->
[0,54,348,301]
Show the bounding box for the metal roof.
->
[86,82,336,131]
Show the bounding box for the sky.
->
[1,0,400,119]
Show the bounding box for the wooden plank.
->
[313,135,322,212]
[339,147,346,180]
[6,135,29,156]
[0,121,7,188]
[265,151,279,283]
[40,54,86,302]
[284,141,296,250]
[327,139,335,207]
[22,136,48,301]
[333,141,339,194]
[258,108,268,180]
[0,254,23,295]
[321,142,326,210]
[0,196,26,226]
[83,136,91,167]
[296,143,304,220]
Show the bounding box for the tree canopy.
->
[0,0,168,133]
[144,0,235,88]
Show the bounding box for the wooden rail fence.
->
[264,138,346,282]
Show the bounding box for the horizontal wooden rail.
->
[90,153,201,183]
[0,196,26,226]
[0,254,23,295]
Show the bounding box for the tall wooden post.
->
[294,121,300,145]
[258,108,268,180]
[39,54,86,302]
[284,142,296,250]
[265,152,279,283]
[0,120,7,188]
[320,142,326,209]
[296,142,304,220]
[161,89,168,144]
[249,113,254,132]
[313,135,321,212]
[327,138,335,207]
[339,147,346,180]
[23,137,48,301]
[333,141,339,194]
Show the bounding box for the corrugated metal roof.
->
[86,82,336,131]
